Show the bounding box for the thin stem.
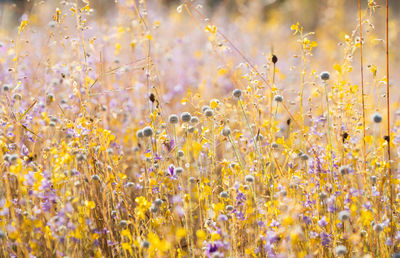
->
[359,0,367,172]
[385,0,393,242]
[324,81,333,175]
[228,135,244,170]
[238,99,263,166]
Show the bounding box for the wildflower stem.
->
[238,99,263,168]
[323,81,333,176]
[228,135,244,170]
[359,0,367,173]
[385,0,394,242]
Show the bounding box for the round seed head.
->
[339,165,350,175]
[271,142,279,149]
[177,150,185,158]
[175,167,184,174]
[222,127,231,137]
[372,113,382,123]
[300,153,309,161]
[168,114,179,124]
[76,153,86,161]
[181,112,191,122]
[320,71,330,81]
[91,174,100,181]
[154,198,163,206]
[232,89,242,98]
[338,210,350,221]
[143,126,153,137]
[219,191,229,198]
[190,116,199,124]
[13,93,22,100]
[319,192,328,200]
[126,182,135,188]
[119,220,128,228]
[373,223,384,232]
[0,230,5,239]
[10,154,18,163]
[204,109,214,117]
[3,154,10,162]
[136,130,144,138]
[245,175,255,183]
[371,176,377,185]
[226,205,234,211]
[150,204,158,213]
[335,245,347,256]
[189,177,196,183]
[47,93,55,103]
[107,148,114,155]
[274,95,283,102]
[360,230,367,237]
[3,84,10,91]
[141,240,150,248]
[202,105,210,112]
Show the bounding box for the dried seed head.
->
[320,71,330,81]
[143,126,153,137]
[126,182,135,188]
[335,245,347,256]
[190,116,199,124]
[149,93,155,103]
[150,204,158,213]
[372,113,382,123]
[222,127,231,137]
[272,54,278,64]
[189,177,196,183]
[219,191,229,198]
[274,95,283,102]
[226,205,234,211]
[373,223,384,232]
[141,240,150,248]
[271,142,279,149]
[338,210,350,221]
[319,192,328,200]
[168,114,179,124]
[3,85,10,92]
[177,150,185,157]
[181,112,191,122]
[245,175,255,183]
[339,165,350,175]
[13,93,22,100]
[76,153,86,161]
[154,198,163,206]
[91,174,101,181]
[232,89,242,98]
[119,220,128,228]
[300,153,309,161]
[202,105,210,112]
[175,167,184,174]
[204,109,214,117]
[136,130,144,138]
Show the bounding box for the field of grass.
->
[0,0,399,257]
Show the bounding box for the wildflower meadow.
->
[1,0,400,257]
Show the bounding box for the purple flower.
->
[320,232,331,247]
[318,216,328,227]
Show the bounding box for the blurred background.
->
[1,0,400,29]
